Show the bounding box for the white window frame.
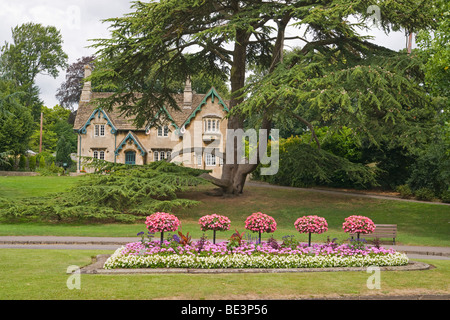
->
[204,118,220,133]
[157,125,169,137]
[197,154,202,166]
[154,151,159,161]
[99,151,105,160]
[206,153,216,166]
[94,124,105,137]
[93,150,98,159]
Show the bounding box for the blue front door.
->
[125,151,136,164]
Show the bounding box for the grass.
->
[0,176,449,300]
[0,176,449,246]
[0,175,79,199]
[0,248,448,299]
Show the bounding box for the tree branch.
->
[290,113,321,150]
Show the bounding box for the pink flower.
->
[244,212,277,234]
[342,215,376,234]
[145,212,180,233]
[198,214,231,231]
[294,215,328,234]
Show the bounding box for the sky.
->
[0,0,415,109]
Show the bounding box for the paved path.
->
[246,181,450,206]
[0,236,448,260]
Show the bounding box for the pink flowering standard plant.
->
[294,215,328,246]
[198,214,231,244]
[145,212,181,244]
[245,212,277,244]
[342,215,376,240]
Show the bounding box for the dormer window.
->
[157,125,169,137]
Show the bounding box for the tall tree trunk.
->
[221,28,249,194]
[204,15,291,195]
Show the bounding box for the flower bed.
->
[103,240,409,270]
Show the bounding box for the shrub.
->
[198,214,231,244]
[8,157,15,170]
[29,156,36,171]
[342,215,376,239]
[0,162,206,223]
[245,212,277,243]
[38,156,46,169]
[294,215,328,246]
[253,138,378,189]
[145,212,181,244]
[18,155,26,170]
[414,188,435,201]
[396,184,413,199]
[440,190,450,203]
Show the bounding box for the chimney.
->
[80,64,92,102]
[183,76,192,109]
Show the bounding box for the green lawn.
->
[0,176,449,246]
[0,249,448,299]
[0,175,79,199]
[0,176,449,300]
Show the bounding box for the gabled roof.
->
[73,88,229,133]
[114,131,147,156]
[181,87,229,129]
[77,107,117,134]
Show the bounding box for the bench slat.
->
[349,224,397,244]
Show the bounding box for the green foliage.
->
[18,155,26,170]
[0,162,208,223]
[254,136,377,189]
[0,22,68,121]
[29,105,76,154]
[441,190,450,203]
[396,184,413,199]
[38,156,46,169]
[416,0,450,98]
[28,156,36,171]
[414,188,435,202]
[55,135,72,166]
[406,142,450,198]
[0,80,34,155]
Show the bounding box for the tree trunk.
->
[220,28,250,195]
[204,15,291,195]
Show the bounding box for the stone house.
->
[73,65,229,177]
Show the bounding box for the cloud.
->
[0,0,132,108]
[1,1,414,109]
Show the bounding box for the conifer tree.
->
[91,0,437,194]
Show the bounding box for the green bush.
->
[0,161,207,223]
[396,184,413,199]
[8,157,15,170]
[440,190,450,203]
[254,137,378,189]
[38,156,45,169]
[407,143,449,197]
[29,156,36,171]
[414,188,435,201]
[18,155,26,171]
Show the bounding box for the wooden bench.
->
[350,224,397,245]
